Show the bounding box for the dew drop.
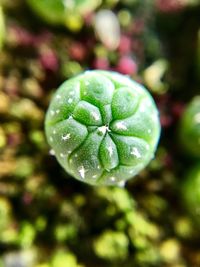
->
[49,149,55,156]
[50,110,55,116]
[91,111,100,121]
[140,105,146,113]
[56,94,61,99]
[60,153,66,158]
[145,144,150,150]
[107,146,113,156]
[116,122,127,130]
[98,125,109,135]
[69,91,75,96]
[194,113,200,123]
[62,133,71,141]
[78,166,86,179]
[110,176,116,182]
[117,181,125,188]
[131,147,141,158]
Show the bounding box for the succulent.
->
[45,70,160,186]
[179,96,200,158]
[181,164,200,225]
[26,0,101,30]
[94,230,129,261]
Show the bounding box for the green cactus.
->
[181,164,200,225]
[179,96,200,158]
[45,70,160,186]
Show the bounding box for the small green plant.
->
[181,164,200,225]
[45,70,160,186]
[179,96,200,158]
[26,0,101,31]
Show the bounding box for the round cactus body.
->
[179,96,200,158]
[181,164,200,225]
[45,70,160,186]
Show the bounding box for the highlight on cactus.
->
[45,70,161,186]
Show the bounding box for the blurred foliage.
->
[179,96,200,158]
[0,6,5,49]
[0,0,200,266]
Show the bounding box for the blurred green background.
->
[0,0,200,266]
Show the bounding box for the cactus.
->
[181,164,200,225]
[179,96,200,158]
[45,70,160,186]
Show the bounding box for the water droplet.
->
[131,147,141,158]
[117,181,125,188]
[91,111,100,121]
[62,133,71,141]
[78,166,86,179]
[56,94,61,99]
[194,113,200,123]
[69,91,75,96]
[140,105,146,112]
[50,110,55,116]
[60,153,66,158]
[98,125,109,135]
[110,176,116,182]
[116,122,127,130]
[49,149,55,156]
[145,144,150,150]
[107,146,113,156]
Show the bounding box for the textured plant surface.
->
[45,70,160,185]
[179,96,200,158]
[0,0,200,266]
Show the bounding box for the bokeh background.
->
[0,0,200,266]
